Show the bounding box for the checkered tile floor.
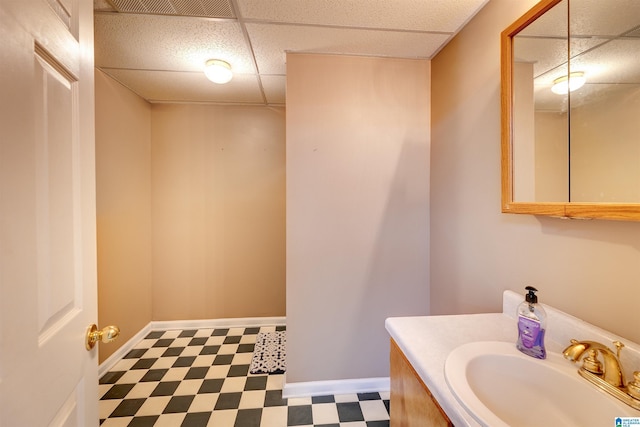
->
[99,326,390,426]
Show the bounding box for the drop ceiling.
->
[94,0,489,105]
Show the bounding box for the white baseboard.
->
[98,316,286,377]
[282,377,390,398]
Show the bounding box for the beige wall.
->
[430,0,640,344]
[571,86,640,202]
[286,53,431,382]
[151,104,286,320]
[96,74,286,362]
[95,70,153,363]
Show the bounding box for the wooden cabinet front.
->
[390,338,453,427]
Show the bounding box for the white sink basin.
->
[445,341,637,426]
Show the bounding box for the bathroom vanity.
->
[386,291,640,426]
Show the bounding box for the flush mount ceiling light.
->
[551,71,586,95]
[204,59,233,84]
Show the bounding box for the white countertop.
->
[385,291,640,426]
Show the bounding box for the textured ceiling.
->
[94,0,489,105]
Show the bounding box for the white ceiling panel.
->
[237,0,488,33]
[94,0,492,105]
[105,69,265,103]
[247,23,451,75]
[95,13,255,73]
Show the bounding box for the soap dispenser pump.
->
[516,286,547,359]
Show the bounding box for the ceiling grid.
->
[94,0,489,105]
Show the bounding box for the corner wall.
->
[286,53,431,383]
[430,0,640,344]
[95,70,153,363]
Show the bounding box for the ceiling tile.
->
[104,69,265,103]
[237,0,488,33]
[95,13,254,73]
[247,24,451,75]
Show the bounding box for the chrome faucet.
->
[563,339,640,410]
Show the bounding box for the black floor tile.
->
[237,343,255,353]
[287,405,313,426]
[110,398,146,417]
[212,329,229,336]
[358,392,381,401]
[163,395,195,414]
[198,378,224,394]
[140,369,168,382]
[312,395,335,404]
[244,327,260,334]
[181,412,211,427]
[150,381,181,397]
[264,390,287,407]
[123,349,148,359]
[162,347,184,357]
[215,392,242,410]
[178,330,197,338]
[152,338,174,347]
[213,354,234,365]
[367,421,390,427]
[337,402,365,422]
[145,331,164,339]
[234,408,262,427]
[99,371,125,384]
[131,358,158,370]
[172,356,196,367]
[128,415,160,427]
[223,335,242,344]
[227,364,249,377]
[101,383,135,400]
[244,376,267,391]
[189,337,208,346]
[200,345,221,355]
[184,366,209,379]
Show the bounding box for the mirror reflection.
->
[511,0,640,203]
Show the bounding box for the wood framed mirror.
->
[501,0,640,221]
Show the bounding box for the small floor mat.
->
[249,330,286,374]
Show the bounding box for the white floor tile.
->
[359,399,390,421]
[206,409,238,427]
[239,390,267,409]
[116,369,147,384]
[151,356,178,369]
[193,355,216,367]
[126,382,157,399]
[287,396,312,406]
[189,393,219,412]
[162,367,189,381]
[136,396,172,416]
[220,376,247,392]
[260,406,288,427]
[175,379,204,395]
[206,365,231,378]
[99,416,132,427]
[334,393,359,403]
[153,413,186,426]
[99,399,121,419]
[312,402,340,424]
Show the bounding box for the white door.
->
[0,0,99,425]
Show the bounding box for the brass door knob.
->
[86,324,120,350]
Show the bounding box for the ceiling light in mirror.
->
[551,71,586,94]
[204,59,233,84]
